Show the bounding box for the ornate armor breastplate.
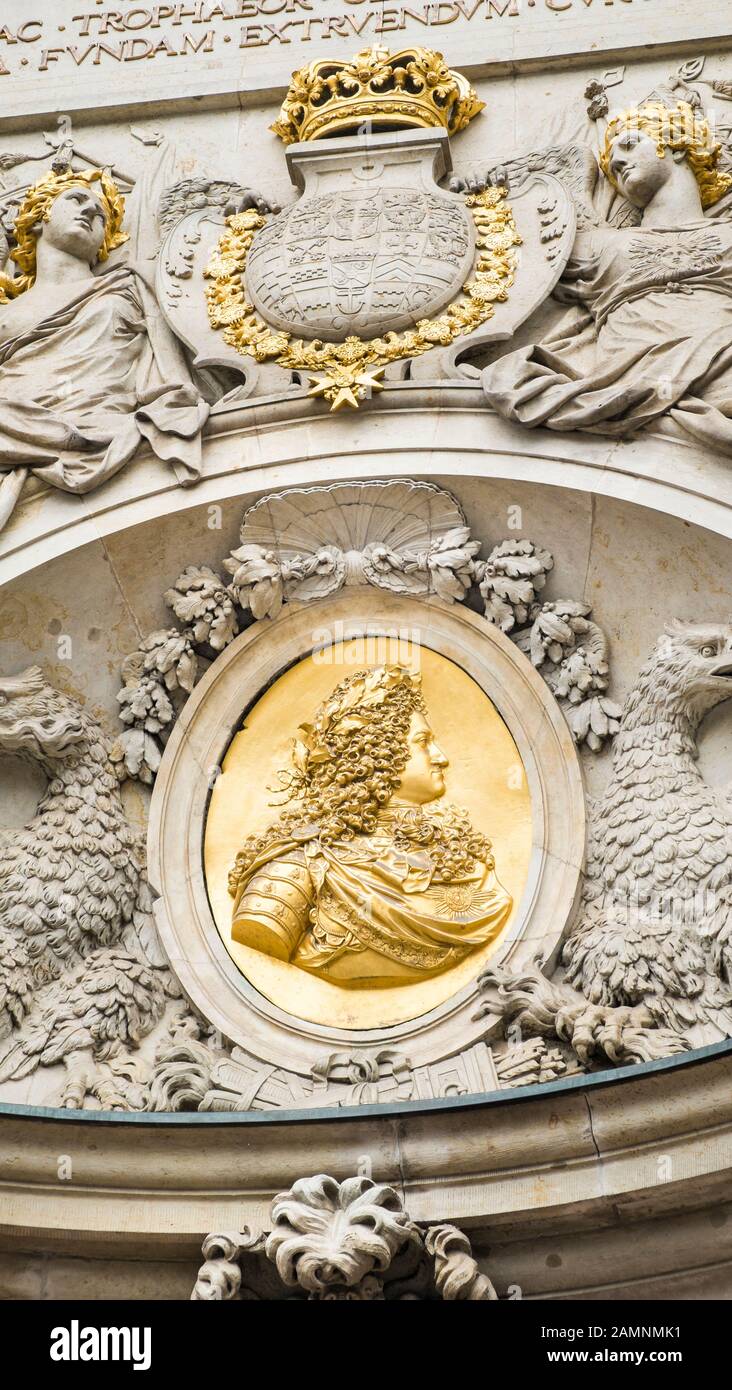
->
[232,852,313,961]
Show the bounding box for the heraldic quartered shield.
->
[155,46,575,407]
[245,135,476,342]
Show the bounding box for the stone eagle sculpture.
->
[479,620,732,1067]
[0,667,173,1106]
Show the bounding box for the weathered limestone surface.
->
[1,0,732,1301]
[0,1,727,129]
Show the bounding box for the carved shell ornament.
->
[204,46,521,410]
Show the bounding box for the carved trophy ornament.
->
[0,165,210,531]
[227,664,513,987]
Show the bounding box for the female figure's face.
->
[391,711,449,806]
[41,186,107,264]
[607,128,675,208]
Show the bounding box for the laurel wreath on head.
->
[204,187,521,410]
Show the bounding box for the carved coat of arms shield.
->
[244,131,476,342]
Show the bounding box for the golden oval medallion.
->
[204,638,532,1029]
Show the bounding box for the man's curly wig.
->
[228,665,494,896]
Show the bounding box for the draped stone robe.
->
[482,219,732,456]
[0,262,209,499]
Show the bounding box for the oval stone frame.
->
[148,589,585,1075]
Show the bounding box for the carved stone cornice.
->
[3,389,731,591]
[1,1042,732,1298]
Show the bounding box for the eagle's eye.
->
[700,645,716,658]
[0,694,7,705]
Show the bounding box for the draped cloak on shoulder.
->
[0,262,209,501]
[231,826,513,987]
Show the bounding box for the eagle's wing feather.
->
[0,949,168,1084]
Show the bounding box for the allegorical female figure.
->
[228,664,512,988]
[482,101,732,456]
[0,166,209,529]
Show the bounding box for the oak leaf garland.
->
[164,565,239,652]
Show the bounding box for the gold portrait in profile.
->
[204,641,532,1029]
[229,663,512,987]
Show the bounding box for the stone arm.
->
[449,141,604,230]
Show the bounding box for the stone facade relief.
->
[472,62,732,460]
[2,479,731,1113]
[0,149,207,530]
[1,38,732,1122]
[136,487,732,1106]
[1,2,732,1313]
[0,666,197,1108]
[150,47,732,458]
[2,45,732,560]
[0,131,277,532]
[156,46,574,410]
[481,620,732,1064]
[0,46,731,553]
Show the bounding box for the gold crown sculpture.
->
[271,45,484,145]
